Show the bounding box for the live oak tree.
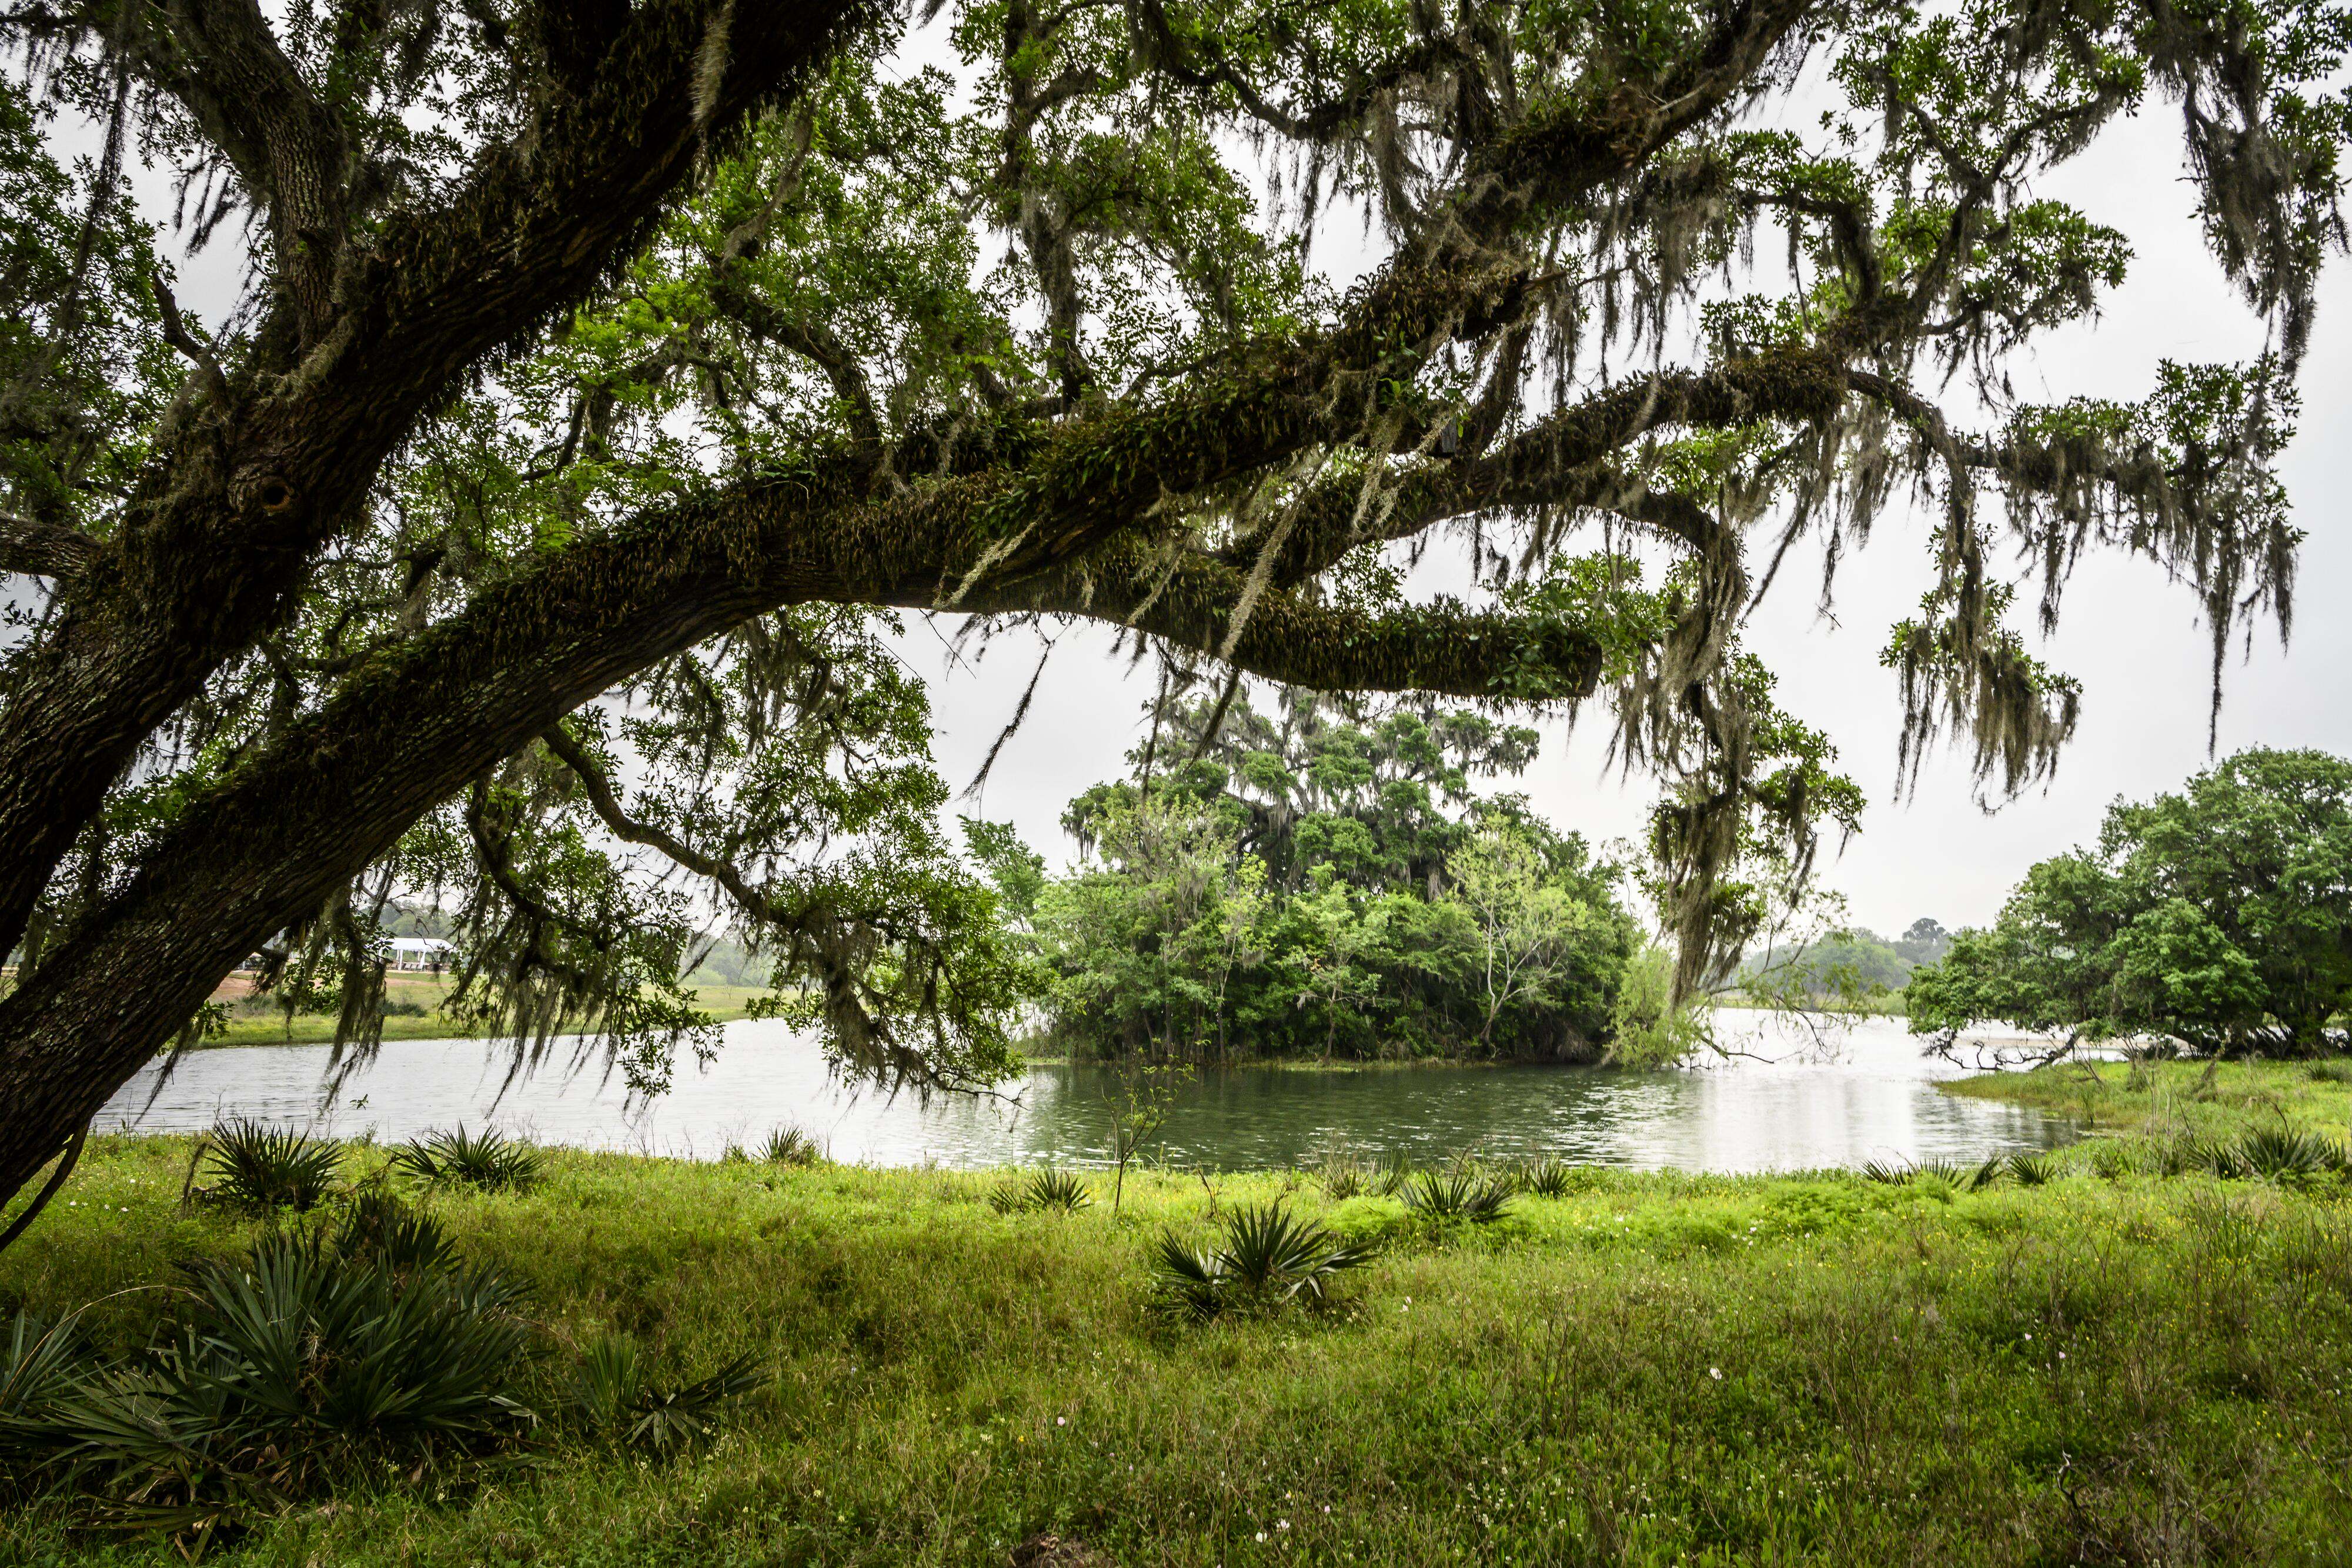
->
[0,0,2344,1219]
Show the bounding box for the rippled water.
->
[96,1010,2074,1173]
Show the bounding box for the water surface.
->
[98,1011,2073,1173]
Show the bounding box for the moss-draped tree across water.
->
[1,0,2347,1218]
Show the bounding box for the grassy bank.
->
[4,1081,2350,1565]
[192,979,779,1048]
[1943,1055,2352,1142]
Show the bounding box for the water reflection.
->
[99,1010,2073,1174]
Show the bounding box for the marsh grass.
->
[5,1086,2352,1563]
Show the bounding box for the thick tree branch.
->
[0,511,101,580]
[0,0,879,964]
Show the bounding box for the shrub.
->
[28,1220,534,1536]
[560,1332,763,1453]
[761,1126,824,1166]
[2007,1152,2056,1187]
[991,1168,1093,1215]
[1515,1156,1579,1198]
[1399,1167,1515,1225]
[1151,1202,1374,1321]
[2304,1059,2352,1084]
[2187,1138,2250,1179]
[1316,1152,1368,1201]
[202,1121,342,1214]
[1371,1152,1417,1198]
[331,1182,459,1273]
[1862,1156,2000,1191]
[0,1310,81,1477]
[390,1125,542,1193]
[2239,1125,2343,1182]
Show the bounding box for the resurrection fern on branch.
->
[0,0,2347,1219]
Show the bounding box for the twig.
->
[152,268,232,410]
[0,1127,88,1255]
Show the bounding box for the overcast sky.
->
[102,39,2352,943]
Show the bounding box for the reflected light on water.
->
[99,1009,2074,1173]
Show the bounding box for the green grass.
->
[1943,1055,2352,1142]
[5,1084,2352,1563]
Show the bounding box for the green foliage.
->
[559,1333,763,1455]
[2007,1152,2057,1188]
[199,1123,341,1216]
[1150,1201,1374,1321]
[14,1126,2352,1560]
[2237,1126,2345,1183]
[1514,1156,1582,1199]
[1399,1166,1518,1225]
[760,1126,826,1166]
[1910,749,2352,1054]
[389,1126,543,1193]
[1036,689,1640,1061]
[990,1168,1094,1215]
[1606,945,1714,1066]
[19,1222,534,1540]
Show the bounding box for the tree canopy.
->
[1908,748,2352,1054]
[1,0,2347,1211]
[1028,688,1641,1061]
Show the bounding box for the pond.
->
[97,1010,2076,1174]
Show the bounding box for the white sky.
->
[75,35,2352,944]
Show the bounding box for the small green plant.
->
[2238,1125,2343,1182]
[1151,1202,1374,1322]
[1371,1152,1417,1197]
[390,1125,543,1193]
[1317,1151,1368,1201]
[1514,1156,1578,1198]
[1399,1167,1515,1225]
[332,1182,459,1274]
[991,1168,1093,1214]
[2187,1137,2249,1179]
[203,1121,342,1214]
[760,1126,824,1166]
[2007,1152,2056,1187]
[1861,1156,1998,1191]
[2087,1139,2137,1180]
[0,1310,80,1476]
[560,1332,763,1453]
[2304,1058,2352,1083]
